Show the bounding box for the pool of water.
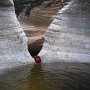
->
[0,63,90,90]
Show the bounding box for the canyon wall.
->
[39,0,90,63]
[0,0,34,69]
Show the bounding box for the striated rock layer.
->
[39,0,90,63]
[0,0,34,70]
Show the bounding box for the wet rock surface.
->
[39,0,90,63]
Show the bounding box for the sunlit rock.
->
[39,0,90,63]
[0,0,34,69]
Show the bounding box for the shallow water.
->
[0,63,90,90]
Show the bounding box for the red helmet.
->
[34,56,41,63]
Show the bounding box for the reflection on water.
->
[0,63,90,90]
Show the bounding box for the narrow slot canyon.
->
[18,0,67,57]
[0,0,90,90]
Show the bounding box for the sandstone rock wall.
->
[0,0,34,70]
[39,0,90,63]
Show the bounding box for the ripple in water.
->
[0,63,90,90]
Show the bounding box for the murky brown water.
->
[0,63,90,90]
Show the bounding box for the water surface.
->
[0,63,90,90]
